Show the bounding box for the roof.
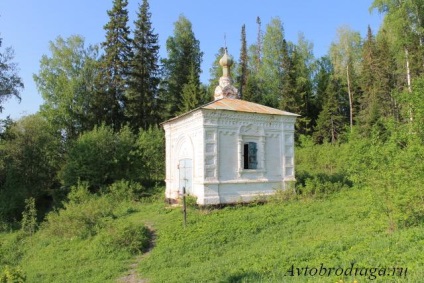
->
[162,98,299,125]
[202,98,298,116]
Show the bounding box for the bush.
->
[0,266,26,283]
[102,223,151,255]
[60,125,138,190]
[20,198,37,237]
[134,126,165,185]
[60,125,166,191]
[43,183,115,239]
[0,114,61,222]
[103,180,144,202]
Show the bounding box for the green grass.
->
[1,138,423,283]
[135,187,424,282]
[0,185,154,283]
[1,184,423,282]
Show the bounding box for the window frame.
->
[238,135,265,175]
[243,141,258,169]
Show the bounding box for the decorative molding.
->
[283,123,295,130]
[219,130,237,136]
[239,124,264,136]
[166,111,203,132]
[204,178,283,185]
[202,109,296,123]
[205,131,216,141]
[266,133,280,138]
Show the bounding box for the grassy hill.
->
[1,136,423,282]
[136,187,423,282]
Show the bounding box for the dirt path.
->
[117,224,156,283]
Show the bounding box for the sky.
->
[0,0,383,120]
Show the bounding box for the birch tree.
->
[330,26,362,131]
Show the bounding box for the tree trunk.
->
[331,116,336,144]
[405,47,413,122]
[346,64,353,131]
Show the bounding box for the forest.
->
[0,0,424,282]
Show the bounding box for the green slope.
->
[1,138,423,283]
[135,188,423,282]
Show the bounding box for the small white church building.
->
[162,49,298,205]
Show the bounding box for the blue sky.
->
[0,0,383,120]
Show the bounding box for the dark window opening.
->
[243,142,258,169]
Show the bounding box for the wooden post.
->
[182,186,187,228]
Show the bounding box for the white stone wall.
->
[163,111,204,201]
[199,109,296,204]
[164,108,296,205]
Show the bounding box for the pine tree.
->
[371,0,424,123]
[94,0,132,131]
[244,17,264,104]
[260,17,286,108]
[255,16,263,72]
[236,24,248,99]
[243,74,261,103]
[125,0,160,132]
[313,77,347,144]
[161,15,203,119]
[312,56,333,129]
[375,30,398,120]
[358,26,380,135]
[290,37,315,136]
[279,39,297,111]
[180,63,202,114]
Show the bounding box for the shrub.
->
[20,198,37,237]
[102,223,151,255]
[103,180,144,202]
[0,114,61,222]
[269,188,297,203]
[0,266,26,283]
[43,183,115,239]
[134,126,165,185]
[60,125,138,190]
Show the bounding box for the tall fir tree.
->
[313,76,347,144]
[290,35,315,135]
[372,0,424,124]
[358,26,381,135]
[279,39,298,112]
[243,17,265,104]
[312,56,333,128]
[255,16,263,72]
[372,0,424,80]
[180,63,202,114]
[125,0,160,132]
[259,17,286,108]
[236,24,248,99]
[161,15,203,119]
[94,0,132,131]
[375,29,399,120]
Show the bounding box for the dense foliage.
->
[0,36,24,113]
[1,132,422,281]
[0,115,62,222]
[1,0,424,281]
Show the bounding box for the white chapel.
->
[162,49,299,205]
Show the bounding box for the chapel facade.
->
[162,49,298,205]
